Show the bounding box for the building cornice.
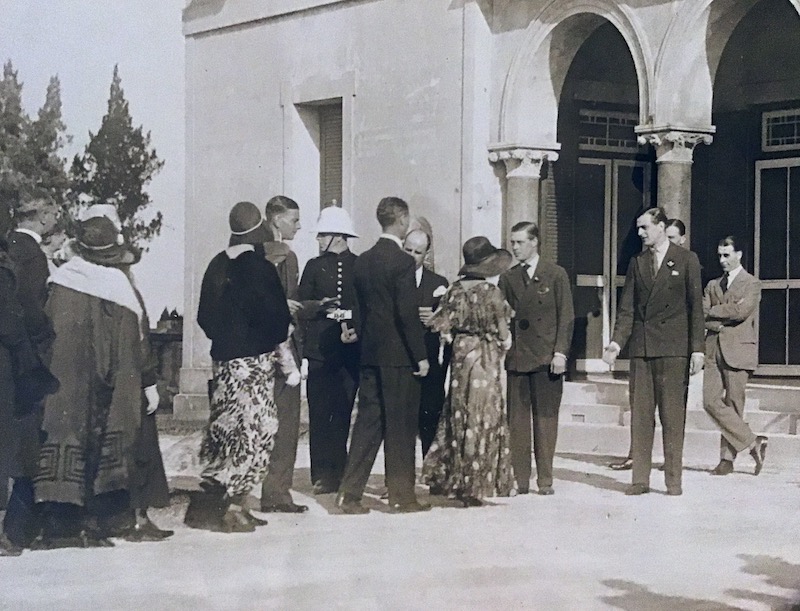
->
[183,0,352,37]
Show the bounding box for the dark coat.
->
[197,248,291,362]
[297,249,359,363]
[417,268,449,366]
[612,242,705,357]
[353,238,426,368]
[499,259,574,372]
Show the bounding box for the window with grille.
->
[319,102,343,208]
[578,109,639,154]
[762,109,800,152]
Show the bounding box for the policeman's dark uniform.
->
[298,249,360,491]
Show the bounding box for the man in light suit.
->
[500,221,574,496]
[335,197,430,514]
[403,229,449,457]
[603,207,705,496]
[703,235,767,476]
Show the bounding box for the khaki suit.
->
[702,268,761,461]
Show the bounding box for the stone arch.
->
[652,0,800,128]
[499,0,653,147]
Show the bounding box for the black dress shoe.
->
[537,486,555,496]
[751,436,768,476]
[312,481,338,495]
[710,460,734,476]
[389,500,431,514]
[335,493,369,515]
[609,458,633,471]
[624,484,650,496]
[260,503,308,514]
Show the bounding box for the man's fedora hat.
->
[229,201,271,245]
[458,236,512,278]
[76,216,138,266]
[316,205,359,238]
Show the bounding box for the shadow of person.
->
[728,554,800,609]
[600,579,743,610]
[552,467,630,494]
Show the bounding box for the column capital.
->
[635,126,715,164]
[488,143,560,179]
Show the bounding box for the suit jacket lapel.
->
[646,243,676,304]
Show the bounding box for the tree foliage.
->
[67,65,164,250]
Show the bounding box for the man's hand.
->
[414,359,430,377]
[689,352,705,376]
[550,353,567,376]
[320,296,339,311]
[287,299,302,317]
[418,306,434,327]
[602,343,620,366]
[144,385,160,415]
[340,323,358,344]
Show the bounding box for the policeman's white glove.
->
[145,385,160,415]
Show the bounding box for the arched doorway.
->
[549,18,653,371]
[694,0,800,375]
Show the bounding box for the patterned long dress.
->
[421,280,515,499]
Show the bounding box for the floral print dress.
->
[421,280,515,499]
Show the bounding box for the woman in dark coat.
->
[185,201,293,533]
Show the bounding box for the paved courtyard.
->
[1,437,798,610]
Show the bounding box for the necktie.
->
[520,262,530,286]
[720,272,729,294]
[650,249,659,279]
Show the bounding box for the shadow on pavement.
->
[600,579,743,610]
[552,467,629,494]
[726,554,800,610]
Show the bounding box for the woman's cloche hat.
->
[316,205,359,238]
[458,236,513,278]
[229,201,271,245]
[76,215,138,266]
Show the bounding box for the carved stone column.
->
[488,144,560,239]
[635,128,714,244]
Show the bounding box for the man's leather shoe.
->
[609,457,633,471]
[710,460,734,476]
[751,436,768,476]
[312,481,338,495]
[389,500,431,514]
[624,484,650,496]
[260,503,308,514]
[537,486,555,496]
[336,493,369,515]
[666,487,682,496]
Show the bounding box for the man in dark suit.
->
[703,235,767,476]
[403,228,449,457]
[298,205,360,495]
[336,197,429,514]
[603,207,705,496]
[500,221,574,496]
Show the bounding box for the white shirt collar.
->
[225,244,255,259]
[521,254,539,278]
[650,239,671,268]
[14,228,43,244]
[415,266,423,287]
[726,265,743,282]
[380,233,403,248]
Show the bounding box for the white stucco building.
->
[177,0,800,416]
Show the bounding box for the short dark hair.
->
[641,207,668,227]
[265,195,299,222]
[510,221,539,241]
[666,218,686,236]
[376,197,409,230]
[718,235,742,252]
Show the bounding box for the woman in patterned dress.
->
[188,201,295,533]
[422,236,515,507]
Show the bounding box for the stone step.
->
[560,403,798,434]
[556,422,799,472]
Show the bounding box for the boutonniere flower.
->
[666,260,675,268]
[432,285,447,298]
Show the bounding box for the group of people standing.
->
[1,204,174,556]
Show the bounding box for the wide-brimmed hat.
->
[229,201,271,245]
[75,216,138,266]
[458,236,512,278]
[316,205,358,238]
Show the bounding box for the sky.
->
[0,0,186,320]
